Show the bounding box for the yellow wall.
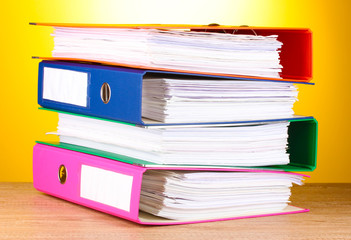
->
[1,0,350,182]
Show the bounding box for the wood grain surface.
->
[0,183,350,240]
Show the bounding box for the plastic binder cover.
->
[38,113,317,171]
[38,60,314,125]
[33,23,312,82]
[33,143,309,225]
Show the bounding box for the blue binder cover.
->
[38,60,314,126]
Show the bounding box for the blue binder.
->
[38,60,313,126]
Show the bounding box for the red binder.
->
[32,23,312,82]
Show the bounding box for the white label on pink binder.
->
[43,67,88,107]
[80,165,133,212]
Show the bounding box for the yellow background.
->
[1,0,350,182]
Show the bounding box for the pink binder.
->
[33,143,309,225]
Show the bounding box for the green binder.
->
[37,117,317,172]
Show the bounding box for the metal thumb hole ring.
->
[101,82,111,104]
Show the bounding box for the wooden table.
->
[1,183,350,240]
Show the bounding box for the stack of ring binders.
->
[31,23,317,225]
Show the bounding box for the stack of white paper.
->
[53,113,291,166]
[142,77,298,123]
[139,170,304,220]
[52,27,283,78]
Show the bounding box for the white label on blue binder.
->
[43,67,88,107]
[80,165,133,212]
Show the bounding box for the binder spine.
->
[37,60,145,125]
[33,143,145,223]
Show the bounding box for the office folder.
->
[33,143,309,225]
[33,23,312,82]
[38,60,313,125]
[41,108,317,171]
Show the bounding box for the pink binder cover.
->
[33,143,309,225]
